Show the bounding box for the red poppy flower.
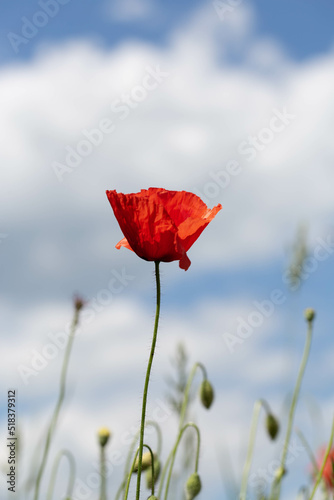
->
[106,188,222,270]
[315,447,334,489]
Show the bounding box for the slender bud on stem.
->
[304,308,316,323]
[199,380,214,409]
[185,472,201,500]
[266,414,280,440]
[98,427,111,448]
[134,451,153,473]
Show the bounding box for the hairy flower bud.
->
[266,414,279,440]
[147,496,158,500]
[304,308,315,323]
[274,466,286,480]
[146,456,161,489]
[199,380,214,409]
[74,295,86,311]
[133,451,153,473]
[98,427,111,448]
[185,472,201,500]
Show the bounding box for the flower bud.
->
[133,451,153,473]
[146,456,161,489]
[185,472,201,500]
[274,466,286,480]
[74,295,85,311]
[266,414,279,440]
[98,427,111,448]
[199,380,214,409]
[304,308,315,323]
[147,496,158,500]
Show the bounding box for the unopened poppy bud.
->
[74,295,85,311]
[199,380,214,409]
[133,451,153,473]
[274,466,286,480]
[147,496,158,500]
[185,472,201,500]
[304,308,315,323]
[98,427,111,448]
[146,456,161,489]
[266,414,279,440]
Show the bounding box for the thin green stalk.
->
[240,399,263,500]
[100,445,107,500]
[270,319,313,500]
[179,362,207,430]
[158,362,206,498]
[124,445,154,500]
[135,261,161,500]
[164,423,201,500]
[295,428,318,472]
[33,305,81,500]
[309,417,334,500]
[115,420,162,500]
[46,449,76,500]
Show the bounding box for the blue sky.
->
[1,0,334,64]
[1,1,334,499]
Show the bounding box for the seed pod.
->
[185,472,201,500]
[266,414,279,440]
[97,427,111,448]
[133,451,153,473]
[304,308,315,323]
[199,380,214,409]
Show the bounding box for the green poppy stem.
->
[46,449,76,500]
[124,444,155,500]
[135,261,161,500]
[270,317,313,500]
[33,304,81,500]
[239,399,263,500]
[158,362,206,498]
[163,423,201,500]
[309,416,334,500]
[100,445,107,500]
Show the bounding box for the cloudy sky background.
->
[1,0,334,499]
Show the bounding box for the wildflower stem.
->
[135,261,161,500]
[270,318,313,500]
[239,399,263,500]
[124,445,154,500]
[179,362,207,430]
[115,421,162,500]
[308,416,334,500]
[163,423,201,500]
[100,445,107,500]
[158,362,206,498]
[46,449,76,500]
[33,305,81,500]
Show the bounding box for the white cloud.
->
[1,5,334,281]
[1,4,334,498]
